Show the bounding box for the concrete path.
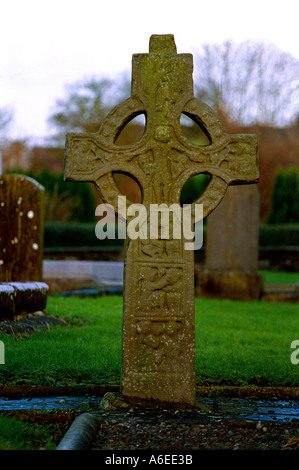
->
[43,260,123,288]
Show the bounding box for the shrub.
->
[259,224,299,246]
[43,222,299,249]
[180,173,210,205]
[6,168,95,223]
[44,222,124,247]
[267,167,299,224]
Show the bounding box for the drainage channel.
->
[0,396,298,423]
[0,396,99,413]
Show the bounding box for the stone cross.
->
[65,35,259,405]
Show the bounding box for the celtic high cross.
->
[65,35,258,405]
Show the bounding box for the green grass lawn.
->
[260,270,299,285]
[0,295,298,387]
[0,414,57,450]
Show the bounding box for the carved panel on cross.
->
[135,264,184,318]
[133,319,185,372]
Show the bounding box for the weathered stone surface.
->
[10,282,48,316]
[0,174,45,282]
[0,174,47,320]
[0,284,15,319]
[195,269,263,301]
[99,392,129,411]
[196,184,263,300]
[64,35,259,405]
[206,185,260,271]
[0,282,49,320]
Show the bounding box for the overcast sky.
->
[1,0,299,143]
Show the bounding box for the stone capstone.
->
[0,282,49,320]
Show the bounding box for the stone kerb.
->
[0,282,49,320]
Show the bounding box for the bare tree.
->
[48,74,130,145]
[194,40,299,127]
[0,106,13,137]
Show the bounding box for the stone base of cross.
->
[65,35,258,406]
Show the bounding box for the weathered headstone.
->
[196,184,263,300]
[64,35,259,405]
[0,174,44,281]
[0,174,48,319]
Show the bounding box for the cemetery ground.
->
[0,277,298,452]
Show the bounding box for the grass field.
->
[260,270,299,285]
[0,414,57,450]
[0,294,298,387]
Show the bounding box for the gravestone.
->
[196,184,263,300]
[64,35,259,405]
[0,174,48,319]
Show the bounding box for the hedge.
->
[44,222,124,248]
[43,222,299,248]
[6,169,95,223]
[267,167,299,224]
[258,224,299,247]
